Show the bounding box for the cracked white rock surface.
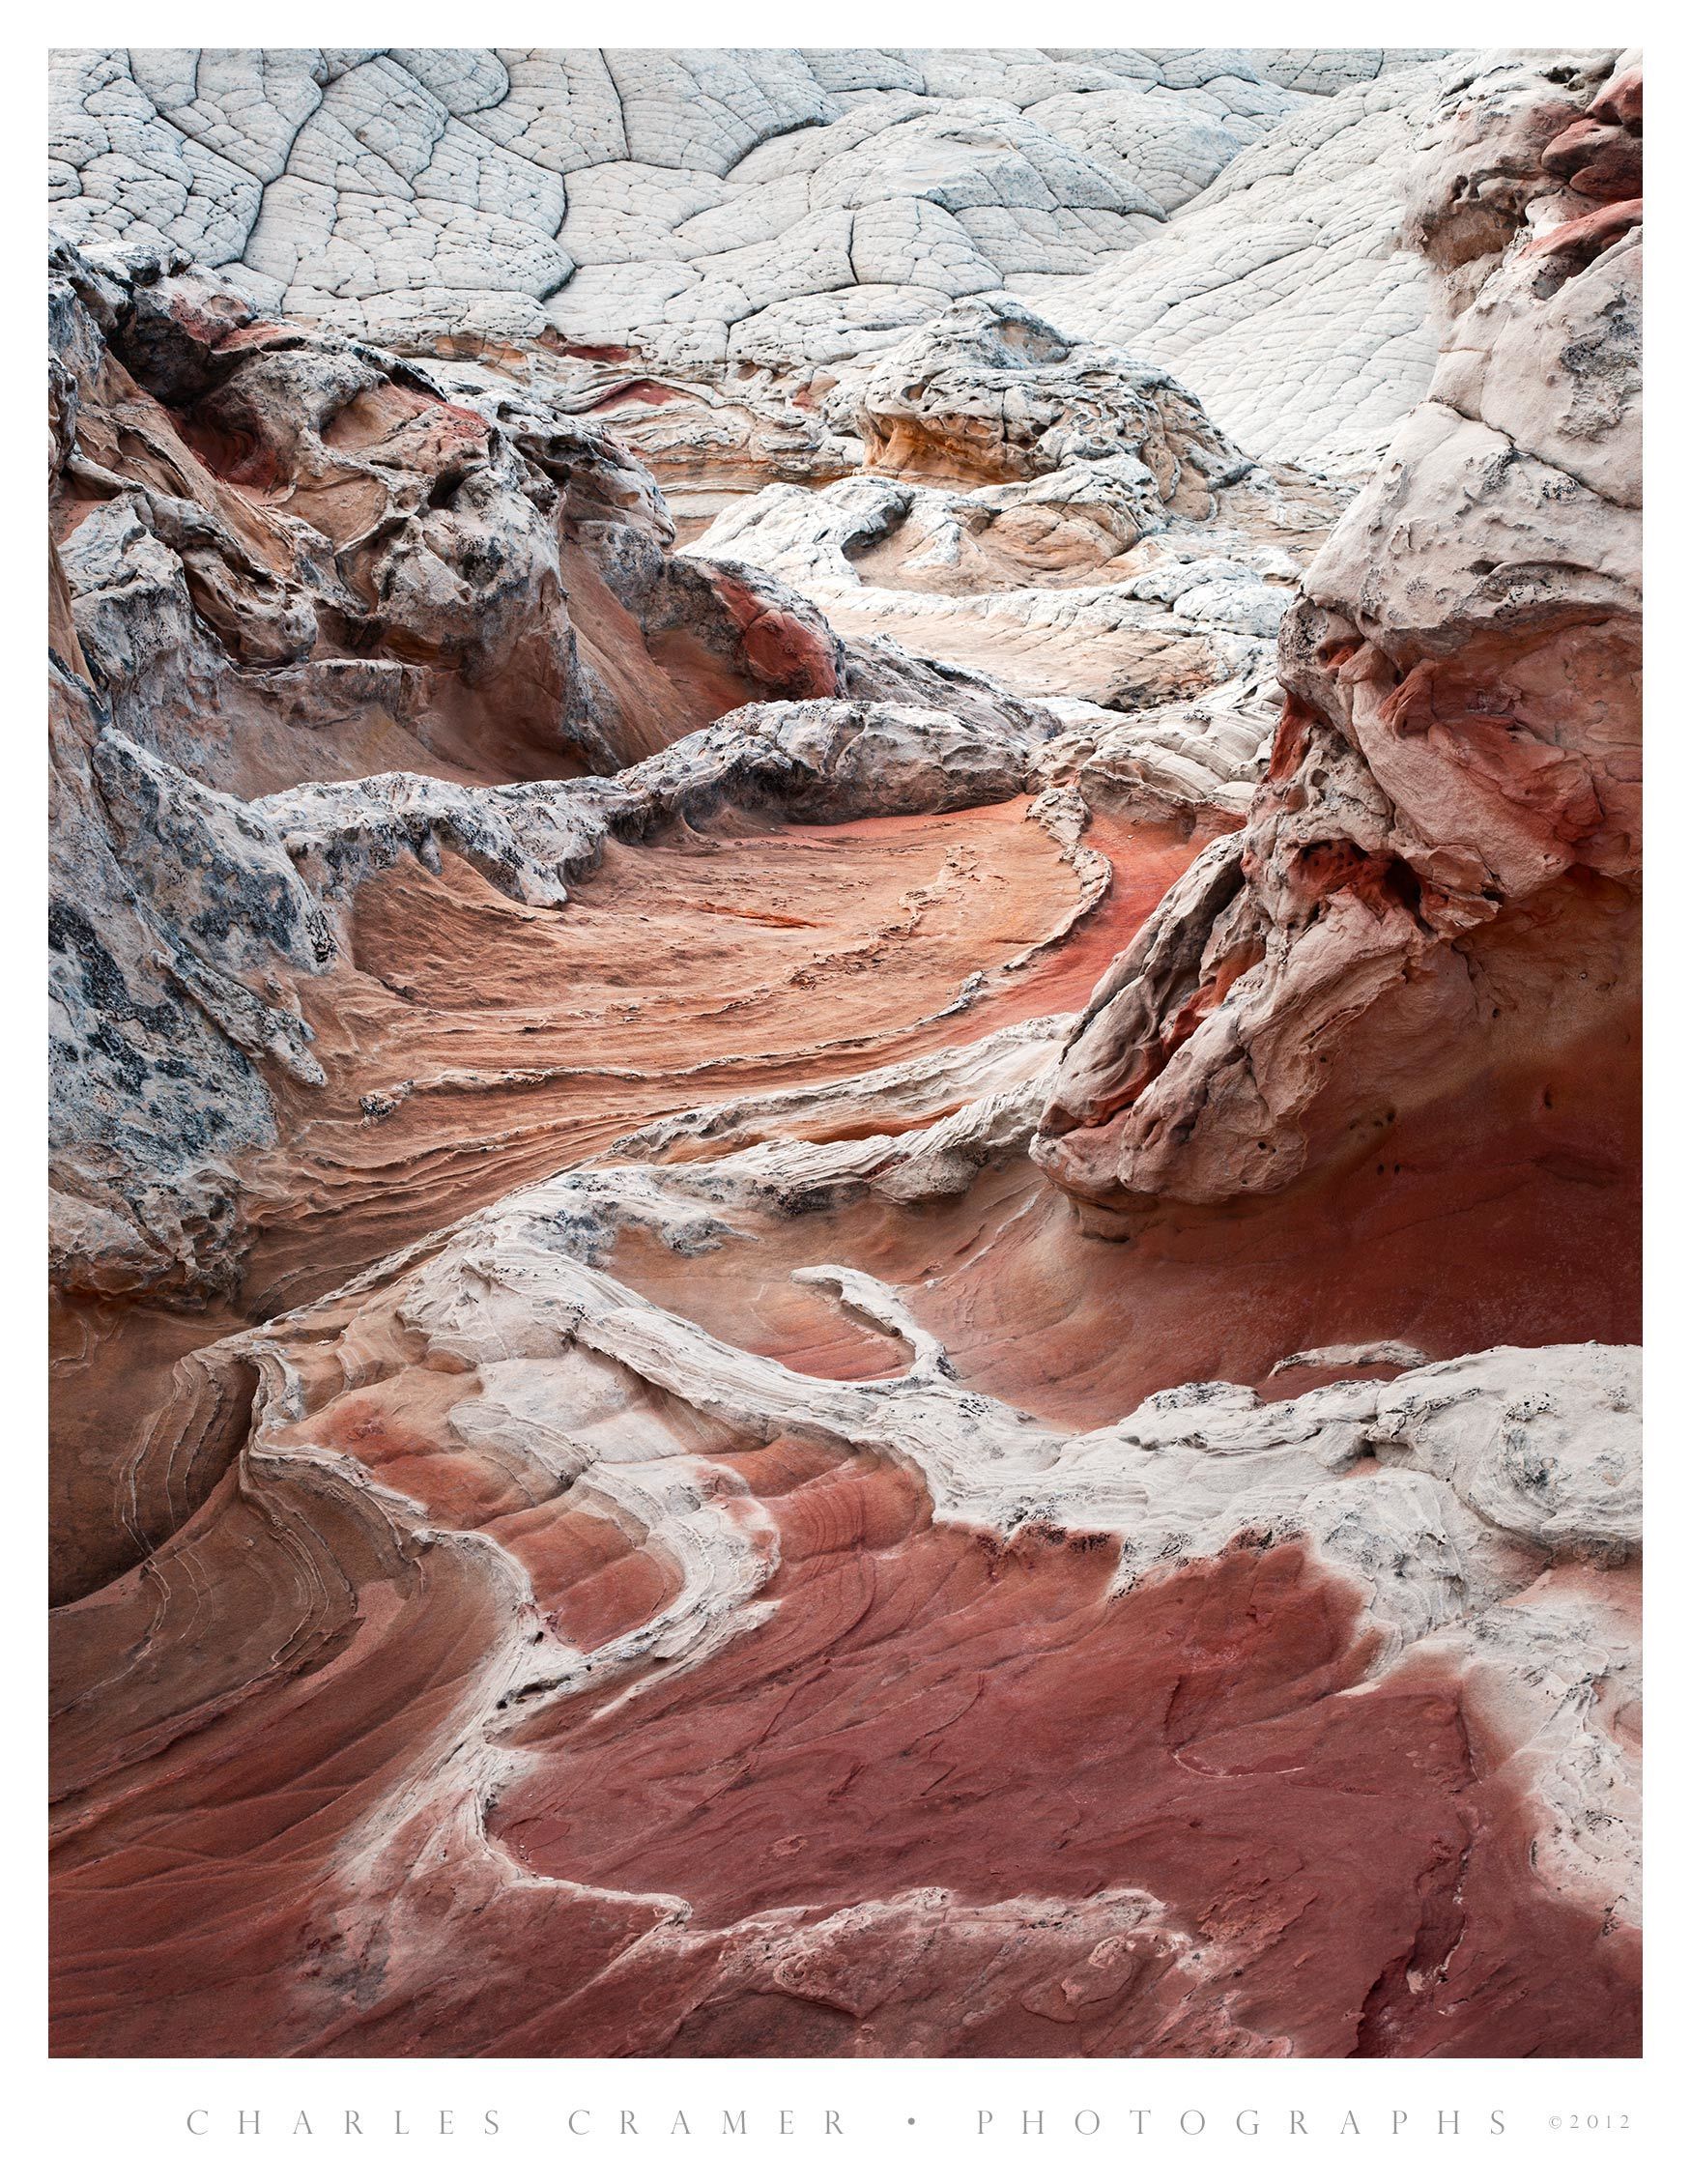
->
[53,46,1457,468]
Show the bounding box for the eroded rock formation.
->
[48,46,1641,2062]
[1033,48,1641,1243]
[51,238,844,799]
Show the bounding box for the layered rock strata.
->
[48,46,1641,2063]
[52,1080,1640,2055]
[1034,49,1642,1256]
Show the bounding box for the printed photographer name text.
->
[182,2104,1516,2140]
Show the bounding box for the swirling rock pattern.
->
[48,47,1640,2060]
[51,1064,1641,2057]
